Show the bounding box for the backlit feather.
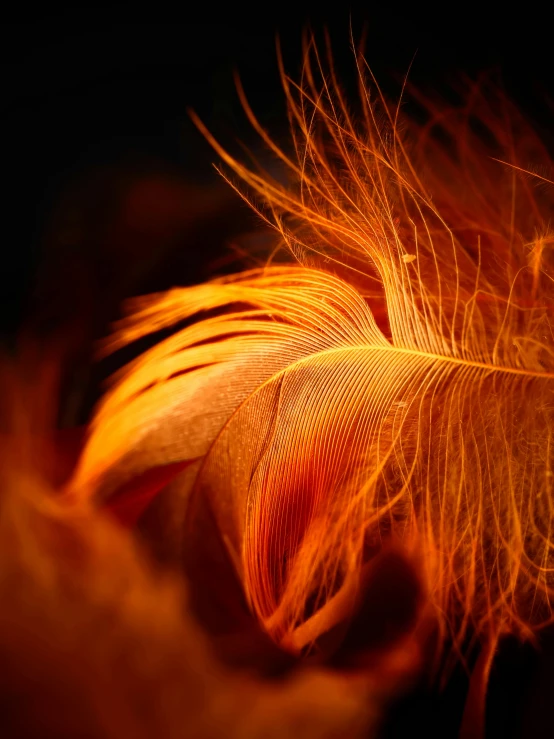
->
[70,36,554,685]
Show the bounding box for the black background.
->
[3,6,554,346]
[2,5,553,737]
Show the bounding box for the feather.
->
[69,34,554,685]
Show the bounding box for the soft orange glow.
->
[1,359,420,738]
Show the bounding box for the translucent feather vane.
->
[69,36,554,679]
